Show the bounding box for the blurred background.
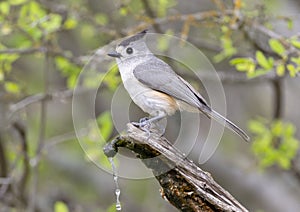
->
[0,0,300,211]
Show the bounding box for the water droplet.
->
[116,202,122,211]
[108,157,122,211]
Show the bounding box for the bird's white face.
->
[112,40,152,63]
[108,30,151,62]
[115,44,137,61]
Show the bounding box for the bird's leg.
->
[131,118,151,138]
[151,116,167,136]
[131,113,167,137]
[131,117,149,128]
[146,113,167,124]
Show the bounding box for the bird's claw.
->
[132,117,150,128]
[131,117,152,139]
[131,116,166,139]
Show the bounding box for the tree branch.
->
[104,124,248,212]
[272,79,284,119]
[8,88,91,118]
[12,122,30,205]
[0,136,7,178]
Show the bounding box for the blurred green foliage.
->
[230,37,300,78]
[249,118,299,169]
[82,111,114,168]
[214,25,238,63]
[55,56,81,88]
[54,201,69,212]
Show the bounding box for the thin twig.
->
[12,122,30,205]
[244,21,300,56]
[272,79,283,119]
[0,134,9,201]
[9,90,73,116]
[28,49,50,212]
[0,136,8,178]
[291,158,300,185]
[0,47,46,54]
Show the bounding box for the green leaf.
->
[214,35,237,63]
[54,201,69,212]
[0,53,19,72]
[256,51,272,70]
[248,119,267,135]
[269,39,286,57]
[287,64,297,77]
[271,121,282,136]
[119,7,128,16]
[4,81,20,94]
[17,1,46,40]
[290,40,300,49]
[230,58,245,65]
[67,74,77,88]
[230,57,253,65]
[277,156,290,169]
[63,18,77,29]
[41,14,62,34]
[283,124,295,138]
[247,69,269,78]
[0,2,10,15]
[276,64,285,76]
[236,63,255,72]
[235,63,248,72]
[291,57,300,66]
[287,19,293,29]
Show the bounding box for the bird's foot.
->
[132,117,151,128]
[131,117,152,139]
[131,116,166,138]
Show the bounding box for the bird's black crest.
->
[119,29,148,47]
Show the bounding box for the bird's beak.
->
[108,50,121,58]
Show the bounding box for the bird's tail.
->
[202,106,250,142]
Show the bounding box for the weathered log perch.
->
[103,123,248,212]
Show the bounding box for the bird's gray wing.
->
[133,60,208,109]
[133,60,250,142]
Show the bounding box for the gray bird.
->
[108,30,250,142]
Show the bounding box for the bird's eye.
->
[126,47,133,54]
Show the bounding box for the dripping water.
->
[108,157,121,211]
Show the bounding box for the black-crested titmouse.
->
[108,30,250,142]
